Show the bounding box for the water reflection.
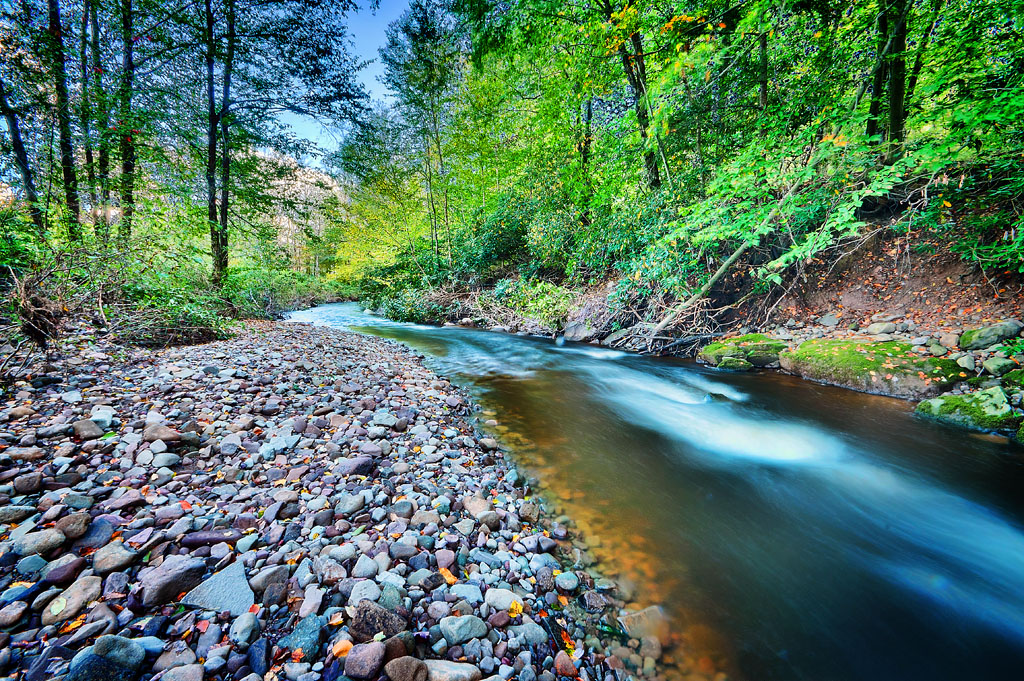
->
[288,303,1024,681]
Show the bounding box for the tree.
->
[47,0,82,238]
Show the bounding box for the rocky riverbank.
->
[0,322,674,681]
[696,315,1024,442]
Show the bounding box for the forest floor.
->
[0,322,673,681]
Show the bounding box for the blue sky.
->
[281,1,410,149]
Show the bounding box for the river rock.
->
[983,357,1017,376]
[483,588,522,611]
[422,660,482,681]
[385,656,428,681]
[139,555,206,606]
[278,613,325,653]
[350,600,408,642]
[440,615,487,645]
[73,419,104,440]
[14,528,65,556]
[92,635,146,670]
[229,611,260,646]
[0,505,36,523]
[182,559,255,616]
[345,642,386,679]
[93,541,137,573]
[960,321,1023,350]
[43,575,102,625]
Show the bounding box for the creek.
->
[289,303,1024,681]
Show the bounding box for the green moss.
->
[779,339,964,397]
[916,387,1022,431]
[699,333,788,366]
[717,356,753,371]
[1002,369,1024,389]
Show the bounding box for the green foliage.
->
[0,205,42,273]
[376,288,457,324]
[335,0,1024,326]
[219,267,339,318]
[490,277,575,328]
[916,158,1024,273]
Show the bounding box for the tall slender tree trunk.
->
[48,0,82,239]
[887,0,908,158]
[0,76,46,236]
[865,9,888,144]
[80,0,97,220]
[906,0,942,110]
[91,0,110,241]
[214,0,235,284]
[579,96,593,227]
[422,135,439,266]
[758,32,768,109]
[620,34,661,189]
[118,0,135,246]
[204,0,225,283]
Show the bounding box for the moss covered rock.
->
[699,334,788,367]
[1001,368,1024,389]
[779,339,963,398]
[716,356,754,371]
[915,387,1022,432]
[959,321,1023,350]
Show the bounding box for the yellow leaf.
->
[439,567,458,585]
[943,200,952,208]
[509,600,524,617]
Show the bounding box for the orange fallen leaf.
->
[439,567,457,585]
[332,639,353,658]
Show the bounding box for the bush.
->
[376,288,457,324]
[492,277,575,329]
[219,267,339,318]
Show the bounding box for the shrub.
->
[493,277,575,329]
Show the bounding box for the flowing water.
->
[288,303,1024,681]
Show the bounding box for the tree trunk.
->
[624,32,660,190]
[118,0,135,246]
[887,0,908,156]
[579,96,593,227]
[214,0,235,284]
[91,0,110,242]
[48,0,82,239]
[80,0,97,218]
[905,0,944,110]
[205,0,225,283]
[603,0,660,191]
[0,76,46,236]
[865,9,888,143]
[758,32,768,109]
